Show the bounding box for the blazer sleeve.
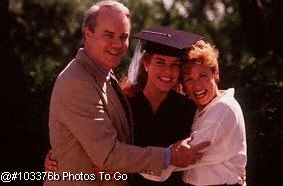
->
[54,78,165,176]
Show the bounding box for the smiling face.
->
[83,7,130,71]
[182,63,220,110]
[144,54,181,93]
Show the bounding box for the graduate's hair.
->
[121,52,153,98]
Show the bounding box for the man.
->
[45,1,209,185]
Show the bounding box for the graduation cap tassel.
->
[128,40,143,85]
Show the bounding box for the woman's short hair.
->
[184,40,219,73]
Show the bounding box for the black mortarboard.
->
[133,26,204,57]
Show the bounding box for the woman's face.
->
[144,54,181,93]
[182,63,219,110]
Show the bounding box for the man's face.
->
[84,7,130,71]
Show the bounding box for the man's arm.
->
[51,75,209,176]
[52,78,164,176]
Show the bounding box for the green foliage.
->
[10,0,98,92]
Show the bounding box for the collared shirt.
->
[82,48,110,77]
[142,88,247,185]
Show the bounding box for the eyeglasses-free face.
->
[144,54,181,93]
[182,63,219,110]
[84,7,130,71]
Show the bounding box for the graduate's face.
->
[182,63,219,110]
[144,54,181,93]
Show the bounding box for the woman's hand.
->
[44,150,58,172]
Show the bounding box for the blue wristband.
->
[163,148,171,169]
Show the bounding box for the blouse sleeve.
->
[180,101,243,169]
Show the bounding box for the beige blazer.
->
[44,49,165,186]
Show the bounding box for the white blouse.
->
[142,88,247,185]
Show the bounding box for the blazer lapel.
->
[75,48,132,142]
[106,80,132,142]
[109,76,133,142]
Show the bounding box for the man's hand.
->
[169,135,210,168]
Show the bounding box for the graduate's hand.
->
[44,150,58,172]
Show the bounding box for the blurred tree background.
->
[1,0,282,185]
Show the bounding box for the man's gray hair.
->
[82,0,130,40]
